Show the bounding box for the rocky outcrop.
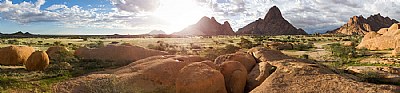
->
[246,62,273,92]
[214,52,257,72]
[219,61,247,93]
[172,17,236,36]
[0,46,35,66]
[53,47,400,93]
[328,14,398,35]
[176,62,227,93]
[52,55,227,93]
[357,23,400,50]
[236,6,307,35]
[251,58,397,93]
[74,45,168,62]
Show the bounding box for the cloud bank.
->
[0,0,399,34]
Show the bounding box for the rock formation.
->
[172,16,236,36]
[357,23,400,50]
[246,62,273,92]
[176,62,227,93]
[328,14,398,35]
[25,51,50,71]
[214,52,257,72]
[0,46,35,66]
[219,61,247,93]
[236,6,307,35]
[52,55,227,93]
[74,45,168,62]
[53,47,400,93]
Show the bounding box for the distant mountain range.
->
[327,13,398,35]
[172,6,307,36]
[172,16,236,36]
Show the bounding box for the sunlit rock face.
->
[357,23,400,50]
[328,14,398,35]
[172,16,236,36]
[236,6,307,35]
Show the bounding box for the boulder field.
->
[53,47,399,93]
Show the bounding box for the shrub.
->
[237,38,255,49]
[7,39,20,45]
[54,41,62,46]
[327,43,357,66]
[299,54,309,59]
[293,43,313,51]
[86,41,104,48]
[50,50,79,63]
[200,44,240,60]
[147,44,166,51]
[37,41,43,44]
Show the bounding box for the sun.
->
[151,0,210,34]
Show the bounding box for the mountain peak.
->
[264,6,283,20]
[237,6,307,35]
[173,17,235,36]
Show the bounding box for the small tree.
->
[328,43,357,66]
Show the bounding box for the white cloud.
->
[0,0,164,33]
[1,0,400,34]
[46,4,68,10]
[110,0,160,12]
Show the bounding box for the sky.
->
[0,0,399,35]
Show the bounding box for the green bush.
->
[51,50,79,63]
[7,39,20,45]
[200,44,240,60]
[237,38,255,49]
[86,41,105,48]
[54,41,62,46]
[327,43,357,66]
[293,43,313,51]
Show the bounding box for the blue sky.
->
[0,0,399,35]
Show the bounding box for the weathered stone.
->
[0,46,35,66]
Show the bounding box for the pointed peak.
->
[210,17,218,23]
[264,6,283,20]
[223,21,230,25]
[211,17,216,20]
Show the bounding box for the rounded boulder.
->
[215,52,256,72]
[219,61,247,93]
[176,62,227,93]
[25,51,50,71]
[0,46,35,66]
